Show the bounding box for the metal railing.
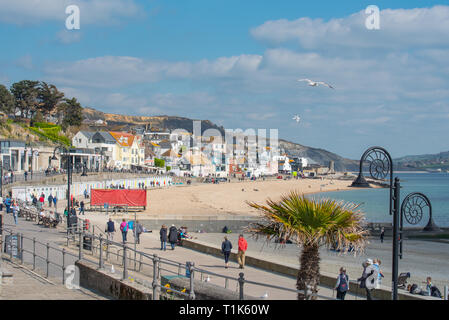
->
[2,203,336,300]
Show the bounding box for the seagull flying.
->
[292,115,301,123]
[297,78,334,89]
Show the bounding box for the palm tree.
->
[247,191,368,300]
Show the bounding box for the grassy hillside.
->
[0,118,71,147]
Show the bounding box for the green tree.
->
[0,84,14,114]
[37,82,64,119]
[154,158,165,168]
[247,191,368,300]
[59,97,83,129]
[10,80,40,118]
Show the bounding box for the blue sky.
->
[1,0,449,159]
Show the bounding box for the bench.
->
[39,215,60,228]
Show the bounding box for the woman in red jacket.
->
[237,234,248,269]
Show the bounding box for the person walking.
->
[221,236,232,268]
[12,200,19,225]
[134,220,143,244]
[168,224,178,250]
[4,195,11,213]
[237,234,248,269]
[120,219,128,244]
[160,225,167,251]
[84,189,88,199]
[32,195,38,207]
[53,196,57,210]
[39,194,45,210]
[358,258,378,300]
[335,267,349,300]
[380,227,385,243]
[105,218,115,241]
[79,201,85,215]
[48,194,53,208]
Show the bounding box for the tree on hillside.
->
[37,82,64,120]
[10,80,40,118]
[247,192,368,300]
[0,84,14,114]
[154,158,165,168]
[59,97,83,129]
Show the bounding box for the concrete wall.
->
[76,260,152,300]
[140,218,258,234]
[75,260,259,300]
[182,239,439,301]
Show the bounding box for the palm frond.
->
[246,190,369,253]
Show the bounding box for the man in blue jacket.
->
[4,196,11,213]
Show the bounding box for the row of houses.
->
[72,129,333,177]
[0,127,333,178]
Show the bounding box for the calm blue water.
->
[311,173,449,227]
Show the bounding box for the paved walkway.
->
[0,259,106,300]
[67,211,367,300]
[1,212,109,300]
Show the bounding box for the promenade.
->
[1,208,361,300]
[0,259,106,300]
[7,179,448,300]
[73,211,364,300]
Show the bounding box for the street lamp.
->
[351,147,400,299]
[25,143,34,180]
[81,162,88,176]
[52,146,72,221]
[352,147,440,300]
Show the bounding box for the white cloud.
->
[44,54,263,88]
[35,6,449,157]
[250,6,449,50]
[0,0,141,25]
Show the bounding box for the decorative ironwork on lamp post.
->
[352,147,440,300]
[351,146,401,299]
[401,192,440,233]
[351,146,394,216]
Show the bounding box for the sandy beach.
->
[145,178,354,216]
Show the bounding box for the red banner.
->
[91,189,147,207]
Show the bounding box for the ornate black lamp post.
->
[81,162,88,176]
[25,143,34,180]
[352,147,440,300]
[351,147,400,299]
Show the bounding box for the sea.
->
[311,172,449,227]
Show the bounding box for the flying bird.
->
[297,78,334,89]
[292,115,301,123]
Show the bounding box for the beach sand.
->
[145,178,354,216]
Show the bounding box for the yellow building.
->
[109,132,145,169]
